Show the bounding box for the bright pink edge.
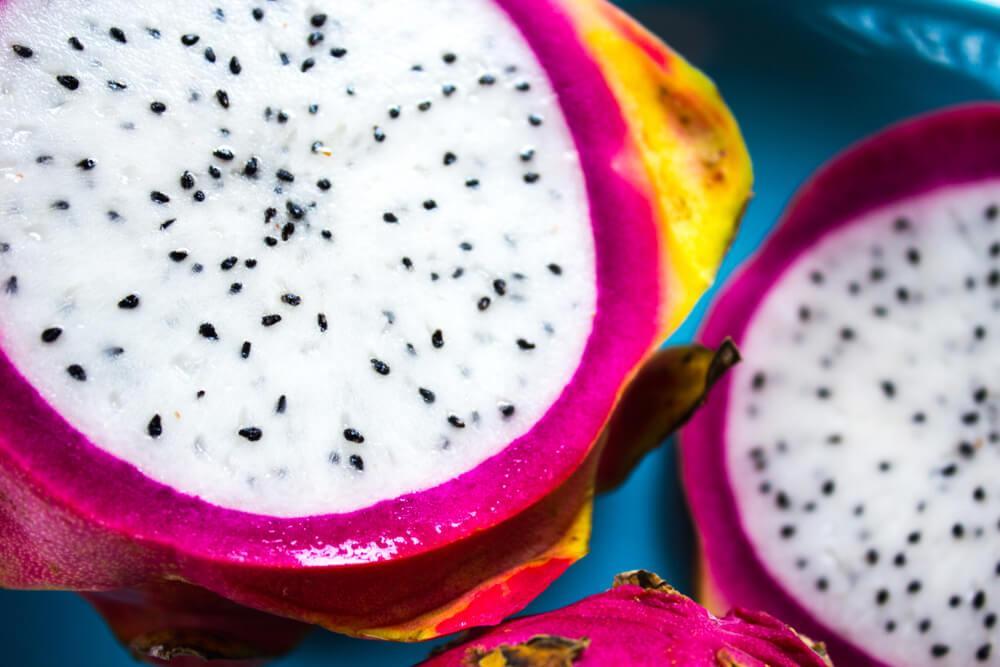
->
[682,102,1000,667]
[422,585,831,666]
[0,0,661,567]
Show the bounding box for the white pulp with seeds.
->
[0,0,596,516]
[729,181,1000,666]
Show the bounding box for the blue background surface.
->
[2,1,997,664]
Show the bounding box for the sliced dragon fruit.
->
[0,0,751,660]
[420,570,833,666]
[683,104,1000,666]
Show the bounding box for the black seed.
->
[51,200,70,210]
[261,314,282,327]
[66,364,86,381]
[281,293,301,307]
[443,152,457,166]
[977,645,992,662]
[309,104,319,114]
[229,282,242,294]
[107,80,127,91]
[213,147,234,161]
[821,480,835,495]
[147,414,162,438]
[238,427,262,442]
[160,219,176,230]
[516,338,536,350]
[528,113,543,127]
[321,230,333,240]
[199,323,219,340]
[118,294,140,309]
[229,56,242,75]
[930,645,949,658]
[56,75,80,91]
[448,414,466,428]
[215,89,230,108]
[986,613,997,629]
[264,236,278,247]
[865,549,879,565]
[204,47,216,63]
[308,31,324,47]
[240,341,251,359]
[431,329,444,348]
[894,553,907,566]
[286,201,305,219]
[383,212,399,224]
[779,525,796,538]
[493,279,507,296]
[343,428,364,443]
[974,590,987,609]
[816,578,828,591]
[276,169,295,183]
[388,106,401,119]
[962,411,980,425]
[775,491,790,509]
[149,101,167,114]
[908,530,921,544]
[959,441,976,458]
[252,7,264,21]
[317,178,331,191]
[181,34,200,46]
[523,173,540,184]
[875,588,889,605]
[279,52,290,65]
[422,199,437,210]
[349,454,364,471]
[906,247,920,265]
[816,386,831,399]
[281,222,295,241]
[499,403,515,418]
[402,257,413,270]
[196,390,206,399]
[68,36,84,51]
[220,256,238,270]
[443,52,457,64]
[109,27,127,43]
[318,313,328,332]
[880,380,896,398]
[478,73,496,85]
[373,126,386,142]
[516,81,531,92]
[275,395,287,414]
[547,263,563,275]
[301,58,315,72]
[371,358,390,375]
[41,328,63,343]
[419,388,436,404]
[264,207,277,223]
[975,325,988,340]
[418,100,432,112]
[465,178,480,188]
[73,158,97,172]
[11,44,33,58]
[442,84,456,96]
[150,191,170,204]
[477,297,491,311]
[179,171,196,189]
[906,580,922,594]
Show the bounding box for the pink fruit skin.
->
[421,581,832,666]
[682,103,1000,667]
[0,0,750,654]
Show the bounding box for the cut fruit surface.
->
[683,104,1000,667]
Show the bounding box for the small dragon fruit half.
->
[682,104,1000,666]
[0,0,751,661]
[420,570,833,666]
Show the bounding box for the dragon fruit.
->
[421,570,833,666]
[0,0,751,661]
[682,104,1000,666]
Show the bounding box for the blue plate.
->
[2,1,996,664]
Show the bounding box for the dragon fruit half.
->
[683,104,1000,666]
[0,0,751,661]
[421,570,833,666]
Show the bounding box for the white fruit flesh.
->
[729,180,1000,666]
[0,0,595,517]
